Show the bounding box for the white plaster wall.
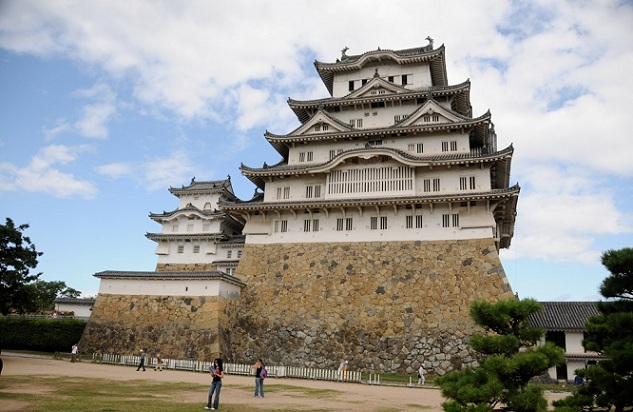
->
[242,205,495,244]
[332,61,432,97]
[55,302,93,318]
[567,360,586,382]
[155,240,218,264]
[566,332,585,353]
[177,192,222,210]
[264,162,490,204]
[162,215,222,234]
[98,278,241,297]
[286,133,471,167]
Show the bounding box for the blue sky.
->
[1,0,631,301]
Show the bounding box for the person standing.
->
[136,349,146,371]
[205,358,224,410]
[417,364,426,385]
[253,359,266,398]
[154,353,163,371]
[71,343,78,363]
[337,359,348,381]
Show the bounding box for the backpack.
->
[260,367,268,378]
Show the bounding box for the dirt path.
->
[0,354,569,412]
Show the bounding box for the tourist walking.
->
[418,364,426,385]
[136,349,146,371]
[252,358,266,398]
[154,353,163,371]
[205,358,224,410]
[71,343,78,363]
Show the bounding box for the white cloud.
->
[96,149,199,191]
[43,119,71,140]
[0,144,97,198]
[73,83,117,139]
[1,0,632,290]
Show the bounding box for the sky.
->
[0,0,631,301]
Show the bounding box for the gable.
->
[398,99,463,127]
[347,77,406,99]
[291,110,351,136]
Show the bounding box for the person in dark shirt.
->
[205,358,224,410]
[253,358,265,398]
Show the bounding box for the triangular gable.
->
[347,77,406,99]
[398,99,464,127]
[290,109,352,136]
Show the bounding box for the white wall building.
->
[528,301,605,382]
[222,40,518,250]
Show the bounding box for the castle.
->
[80,39,519,375]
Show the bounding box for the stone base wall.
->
[155,263,218,272]
[79,294,229,361]
[223,238,514,375]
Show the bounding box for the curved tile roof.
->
[288,80,472,123]
[219,184,520,211]
[94,270,246,287]
[315,44,448,95]
[168,178,237,200]
[145,233,229,242]
[527,301,600,331]
[241,144,513,189]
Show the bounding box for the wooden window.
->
[274,220,288,233]
[193,245,200,253]
[460,177,467,190]
[349,80,355,91]
[401,74,408,85]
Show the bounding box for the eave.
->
[223,184,518,209]
[265,111,491,159]
[288,80,472,123]
[94,270,246,287]
[242,144,513,190]
[145,233,229,242]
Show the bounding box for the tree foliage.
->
[28,280,81,313]
[0,218,43,315]
[437,298,564,412]
[554,247,633,412]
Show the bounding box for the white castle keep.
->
[82,39,519,373]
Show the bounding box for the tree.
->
[28,280,81,313]
[0,218,43,315]
[554,247,633,412]
[437,298,565,412]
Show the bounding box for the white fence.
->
[90,353,362,383]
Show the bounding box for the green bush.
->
[0,317,85,351]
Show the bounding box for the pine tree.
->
[554,247,633,412]
[437,298,564,412]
